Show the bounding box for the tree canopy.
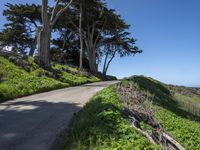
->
[0,0,142,75]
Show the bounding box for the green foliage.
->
[155,106,200,149]
[52,64,100,86]
[0,56,67,102]
[174,93,200,116]
[0,3,41,53]
[140,121,154,132]
[64,87,157,150]
[126,75,200,149]
[169,84,200,98]
[0,56,100,102]
[127,76,171,98]
[27,56,39,71]
[104,75,118,81]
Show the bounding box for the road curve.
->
[0,81,119,150]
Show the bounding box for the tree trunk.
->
[39,27,51,68]
[29,35,37,56]
[89,50,98,73]
[29,46,35,57]
[79,2,83,70]
[39,0,51,69]
[102,51,109,75]
[37,0,73,69]
[102,47,117,76]
[84,24,98,74]
[85,42,98,73]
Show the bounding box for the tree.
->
[50,0,138,74]
[101,31,142,75]
[38,0,73,69]
[0,0,142,75]
[81,0,105,73]
[0,3,41,55]
[62,0,101,72]
[54,0,103,72]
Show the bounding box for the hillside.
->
[122,76,200,149]
[0,56,100,102]
[63,76,200,150]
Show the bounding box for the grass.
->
[174,93,200,116]
[0,56,100,102]
[155,105,200,149]
[52,64,100,86]
[0,56,67,102]
[125,76,200,149]
[63,86,158,150]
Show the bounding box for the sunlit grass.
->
[0,56,100,101]
[63,87,157,150]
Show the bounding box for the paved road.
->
[0,81,118,150]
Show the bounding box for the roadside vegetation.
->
[63,87,157,150]
[64,76,200,149]
[123,76,200,149]
[0,56,100,102]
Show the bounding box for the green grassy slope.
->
[52,64,100,86]
[126,76,200,149]
[63,87,157,150]
[0,56,100,102]
[63,76,200,149]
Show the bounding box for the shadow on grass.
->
[0,100,82,150]
[63,96,125,149]
[63,91,155,150]
[128,76,200,121]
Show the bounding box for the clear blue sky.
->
[0,0,200,86]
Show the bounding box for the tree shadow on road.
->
[0,100,81,150]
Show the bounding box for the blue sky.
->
[0,0,200,86]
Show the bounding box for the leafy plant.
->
[125,76,200,149]
[0,56,100,102]
[63,87,157,150]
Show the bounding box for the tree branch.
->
[94,18,107,49]
[50,0,60,23]
[105,46,117,74]
[51,0,73,27]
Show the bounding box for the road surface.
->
[0,81,118,150]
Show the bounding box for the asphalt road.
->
[0,81,118,150]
